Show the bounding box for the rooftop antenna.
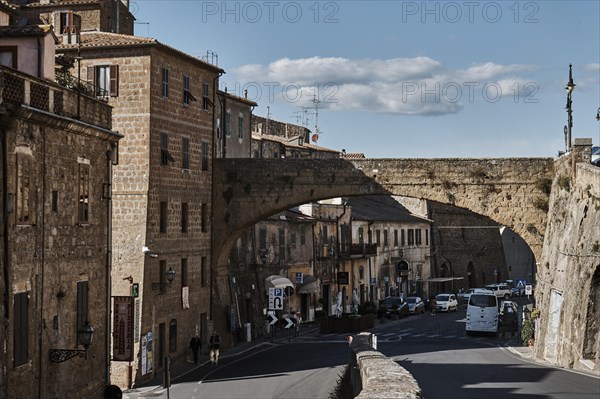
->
[266,106,271,135]
[310,95,322,143]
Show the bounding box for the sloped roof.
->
[57,31,224,73]
[252,132,339,154]
[0,24,52,37]
[218,89,257,107]
[24,0,101,8]
[0,0,19,14]
[348,195,432,224]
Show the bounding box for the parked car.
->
[435,293,458,312]
[381,296,409,318]
[457,288,477,304]
[406,296,425,315]
[485,283,511,300]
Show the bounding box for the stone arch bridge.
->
[213,157,554,270]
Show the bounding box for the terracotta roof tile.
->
[0,24,52,37]
[24,0,101,8]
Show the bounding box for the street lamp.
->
[565,64,575,152]
[152,267,176,290]
[49,321,94,363]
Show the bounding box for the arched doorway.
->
[467,262,476,288]
[583,266,600,360]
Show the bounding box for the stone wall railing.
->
[350,332,422,399]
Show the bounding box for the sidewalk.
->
[122,323,319,398]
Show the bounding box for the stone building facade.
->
[216,89,256,159]
[0,65,119,398]
[55,31,223,388]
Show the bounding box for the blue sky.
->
[132,0,600,158]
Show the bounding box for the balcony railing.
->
[341,243,377,257]
[0,66,111,128]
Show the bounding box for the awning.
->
[416,277,465,283]
[265,275,294,294]
[297,275,319,294]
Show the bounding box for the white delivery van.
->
[466,289,499,334]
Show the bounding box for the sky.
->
[130,0,600,158]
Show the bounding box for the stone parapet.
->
[350,333,422,399]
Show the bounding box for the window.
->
[278,227,285,262]
[201,141,209,171]
[376,229,381,246]
[183,75,195,105]
[76,281,88,345]
[51,191,58,212]
[160,133,174,165]
[159,261,167,294]
[162,67,169,98]
[182,137,190,169]
[201,203,208,232]
[289,231,296,246]
[16,153,31,225]
[383,230,388,247]
[415,229,422,246]
[425,229,429,246]
[13,292,29,367]
[201,257,207,287]
[160,202,167,233]
[225,111,231,137]
[169,319,177,353]
[181,258,188,287]
[202,82,210,110]
[401,229,405,246]
[408,229,415,246]
[368,229,372,245]
[300,225,306,245]
[238,114,244,140]
[181,202,188,233]
[259,226,267,250]
[322,226,328,245]
[0,46,17,69]
[59,11,75,34]
[394,230,398,246]
[87,65,118,97]
[78,162,90,224]
[358,227,364,246]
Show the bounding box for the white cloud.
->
[583,63,600,72]
[228,57,538,115]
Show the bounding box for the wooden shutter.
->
[86,66,95,86]
[109,65,119,97]
[77,281,89,343]
[14,292,29,366]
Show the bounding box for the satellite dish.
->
[311,134,318,143]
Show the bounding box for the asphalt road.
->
[151,303,599,399]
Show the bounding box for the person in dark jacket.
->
[189,334,201,364]
[209,331,221,365]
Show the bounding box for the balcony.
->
[340,243,377,258]
[0,66,111,129]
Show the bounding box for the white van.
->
[466,289,499,334]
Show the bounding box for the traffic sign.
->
[284,317,294,329]
[525,284,533,296]
[269,287,284,310]
[268,312,278,325]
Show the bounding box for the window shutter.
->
[87,66,95,85]
[77,281,89,343]
[109,65,119,97]
[14,292,29,366]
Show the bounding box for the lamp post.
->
[49,321,94,363]
[565,64,576,152]
[152,267,176,290]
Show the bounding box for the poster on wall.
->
[113,296,134,361]
[146,332,153,373]
[140,335,147,375]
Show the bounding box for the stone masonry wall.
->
[535,155,600,375]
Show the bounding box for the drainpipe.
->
[1,115,10,397]
[105,145,115,386]
[210,71,223,321]
[38,126,47,399]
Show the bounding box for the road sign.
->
[525,284,533,296]
[268,312,278,325]
[284,317,294,329]
[516,279,526,288]
[269,287,284,310]
[295,272,303,284]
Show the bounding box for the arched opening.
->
[467,262,476,287]
[583,266,600,360]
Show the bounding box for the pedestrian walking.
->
[430,296,437,315]
[189,334,201,364]
[209,330,221,366]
